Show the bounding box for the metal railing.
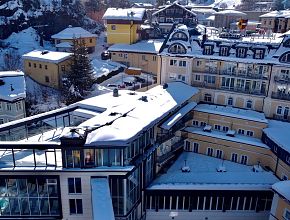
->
[272,92,290,101]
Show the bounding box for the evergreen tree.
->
[85,0,103,13]
[273,0,284,10]
[283,0,290,9]
[62,38,95,105]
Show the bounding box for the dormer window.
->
[280,52,290,63]
[168,43,186,54]
[171,31,188,41]
[236,47,247,58]
[254,49,265,59]
[220,46,229,56]
[203,45,213,55]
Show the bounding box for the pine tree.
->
[284,0,290,9]
[62,38,95,105]
[274,0,284,10]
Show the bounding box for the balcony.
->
[157,138,184,164]
[221,70,267,80]
[273,114,290,122]
[271,92,290,101]
[220,86,266,96]
[274,76,290,84]
[191,81,217,89]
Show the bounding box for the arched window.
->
[280,52,290,63]
[246,100,252,109]
[171,31,188,41]
[277,106,283,115]
[284,107,289,117]
[227,97,233,106]
[168,43,187,54]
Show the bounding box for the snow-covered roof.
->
[260,10,290,18]
[263,120,290,153]
[214,10,246,16]
[55,42,72,48]
[153,2,196,17]
[51,27,97,39]
[148,152,279,190]
[194,104,268,123]
[22,50,71,64]
[108,39,164,54]
[0,71,26,102]
[160,102,197,130]
[81,82,199,146]
[272,181,290,202]
[103,8,146,21]
[184,127,269,149]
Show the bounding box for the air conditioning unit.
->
[226,130,236,137]
[203,125,212,132]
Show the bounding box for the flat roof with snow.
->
[194,104,268,123]
[184,127,269,149]
[51,27,97,39]
[148,152,279,191]
[22,50,71,64]
[272,180,290,202]
[0,71,26,102]
[108,39,164,54]
[103,8,146,21]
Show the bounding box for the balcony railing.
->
[271,92,290,101]
[273,114,290,122]
[220,86,266,96]
[191,81,217,89]
[274,76,290,84]
[221,70,267,80]
[157,138,184,164]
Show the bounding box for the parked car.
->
[134,76,146,83]
[107,84,118,88]
[101,50,111,60]
[124,81,133,87]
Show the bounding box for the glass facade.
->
[0,176,60,217]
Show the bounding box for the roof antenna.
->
[10,84,14,91]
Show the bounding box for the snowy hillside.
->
[189,0,241,9]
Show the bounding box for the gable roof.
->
[153,2,196,17]
[51,27,97,40]
[103,8,146,21]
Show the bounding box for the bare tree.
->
[3,49,21,71]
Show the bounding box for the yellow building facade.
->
[22,50,71,89]
[103,8,147,45]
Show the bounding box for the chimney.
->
[113,88,119,97]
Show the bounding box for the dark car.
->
[134,76,146,83]
[101,50,111,60]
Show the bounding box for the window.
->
[179,60,186,67]
[200,122,207,127]
[231,153,238,163]
[204,75,216,84]
[204,45,213,55]
[277,106,283,115]
[204,94,212,102]
[111,25,116,30]
[69,199,83,215]
[16,102,22,111]
[223,126,229,132]
[34,63,36,68]
[123,53,128,59]
[254,49,264,59]
[170,59,177,66]
[153,56,157,61]
[227,97,233,106]
[246,100,252,109]
[195,75,201,81]
[193,143,199,153]
[45,65,48,70]
[192,120,199,126]
[90,38,92,43]
[185,141,190,151]
[238,129,245,135]
[207,148,214,156]
[0,118,4,124]
[240,155,248,165]
[246,130,254,137]
[168,43,186,54]
[29,62,31,67]
[61,65,65,71]
[39,64,42,68]
[280,52,290,63]
[214,125,221,130]
[142,55,146,61]
[68,178,82,194]
[6,103,12,111]
[220,46,229,56]
[197,60,202,66]
[216,149,223,159]
[236,47,247,58]
[45,76,50,83]
[118,53,123,57]
[285,208,290,220]
[284,107,289,118]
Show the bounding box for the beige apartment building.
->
[260,10,290,33]
[22,50,71,89]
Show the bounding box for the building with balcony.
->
[103,8,147,45]
[51,26,97,53]
[260,10,290,33]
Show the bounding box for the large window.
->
[204,75,216,84]
[168,44,186,54]
[207,148,214,157]
[69,199,83,215]
[216,149,223,159]
[0,176,60,217]
[280,52,290,63]
[65,150,81,168]
[68,178,82,194]
[231,153,238,163]
[240,155,248,165]
[204,94,212,102]
[284,209,290,220]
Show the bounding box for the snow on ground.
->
[92,59,124,78]
[189,0,241,9]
